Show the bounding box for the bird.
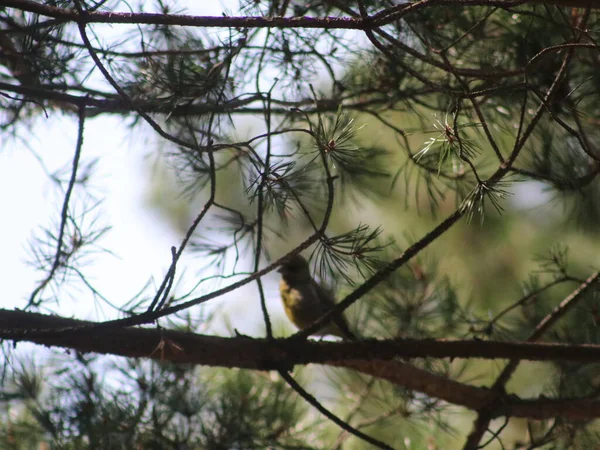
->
[278,254,356,340]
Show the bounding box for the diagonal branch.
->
[464,270,600,448]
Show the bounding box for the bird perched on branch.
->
[278,254,356,340]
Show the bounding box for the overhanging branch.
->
[3,0,598,31]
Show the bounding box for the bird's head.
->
[278,254,311,280]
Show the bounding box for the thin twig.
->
[28,104,86,307]
[278,370,394,450]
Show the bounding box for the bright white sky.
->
[0,1,279,336]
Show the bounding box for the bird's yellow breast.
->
[279,279,318,329]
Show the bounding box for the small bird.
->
[278,254,356,340]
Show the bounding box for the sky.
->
[0,0,275,333]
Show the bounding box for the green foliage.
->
[2,0,600,449]
[0,355,313,450]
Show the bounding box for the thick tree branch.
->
[4,308,600,421]
[3,0,598,31]
[7,308,600,365]
[336,360,600,420]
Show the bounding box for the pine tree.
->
[1,1,600,448]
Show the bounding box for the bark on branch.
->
[3,308,600,420]
[3,0,598,31]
